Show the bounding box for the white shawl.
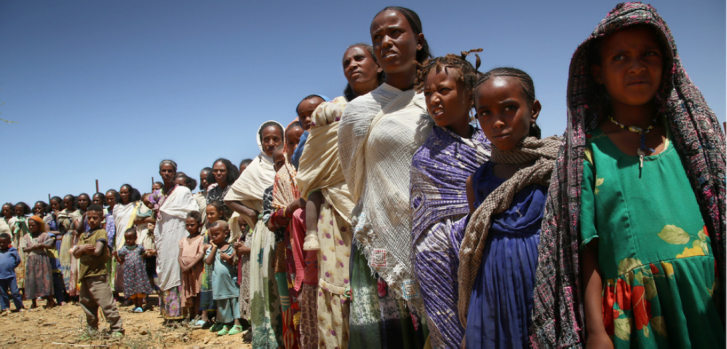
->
[153,186,198,291]
[224,120,282,227]
[113,202,137,251]
[338,83,433,303]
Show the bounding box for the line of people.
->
[1,3,725,348]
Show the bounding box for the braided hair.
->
[475,67,542,138]
[415,48,482,94]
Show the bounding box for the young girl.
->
[135,192,157,299]
[114,227,153,313]
[194,202,226,328]
[531,4,725,347]
[408,50,491,348]
[459,67,560,348]
[179,211,205,323]
[24,216,55,308]
[233,216,252,339]
[45,196,67,306]
[205,221,243,336]
[10,202,31,294]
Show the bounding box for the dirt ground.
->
[0,296,252,348]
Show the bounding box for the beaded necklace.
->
[608,116,657,168]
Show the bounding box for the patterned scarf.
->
[530,3,726,347]
[458,136,560,326]
[272,161,299,210]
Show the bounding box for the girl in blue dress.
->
[459,67,561,348]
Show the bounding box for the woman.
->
[338,6,432,348]
[295,43,383,348]
[112,184,141,297]
[207,159,240,223]
[225,121,284,348]
[57,195,81,297]
[154,159,199,321]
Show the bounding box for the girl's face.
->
[174,176,186,187]
[92,194,104,207]
[185,217,200,235]
[124,232,136,246]
[50,200,61,212]
[1,205,12,219]
[370,10,422,75]
[239,164,248,175]
[206,205,222,223]
[119,187,131,204]
[285,126,304,159]
[28,219,40,233]
[63,197,74,210]
[14,205,24,217]
[33,203,45,216]
[200,170,210,191]
[212,161,228,186]
[159,164,176,184]
[152,182,162,191]
[78,195,90,210]
[343,45,381,96]
[105,192,117,208]
[424,67,472,133]
[261,126,283,157]
[592,25,663,110]
[475,76,540,151]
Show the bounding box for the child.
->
[409,50,491,348]
[193,202,226,328]
[10,202,30,294]
[531,4,726,347]
[133,193,157,300]
[114,227,153,313]
[205,221,243,336]
[232,217,252,338]
[179,211,205,322]
[58,195,81,300]
[0,233,24,312]
[24,216,56,308]
[73,204,123,338]
[458,67,560,348]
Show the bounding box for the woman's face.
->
[92,194,104,207]
[370,10,421,75]
[159,164,176,184]
[105,192,117,208]
[28,219,40,234]
[33,203,45,216]
[63,197,74,210]
[77,195,90,210]
[14,205,24,217]
[2,205,14,219]
[261,126,283,157]
[200,170,210,191]
[119,186,131,205]
[343,45,381,96]
[50,200,61,212]
[213,161,228,186]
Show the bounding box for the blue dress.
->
[465,161,547,348]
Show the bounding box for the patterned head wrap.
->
[530,3,726,347]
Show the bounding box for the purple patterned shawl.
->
[530,3,726,347]
[410,126,490,347]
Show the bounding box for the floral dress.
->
[117,244,153,297]
[580,129,724,347]
[22,233,54,299]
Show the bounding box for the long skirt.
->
[348,244,428,349]
[160,286,186,320]
[15,238,27,289]
[238,232,253,320]
[59,234,78,296]
[275,241,300,349]
[24,254,53,299]
[250,221,283,349]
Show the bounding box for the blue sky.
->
[0,0,724,205]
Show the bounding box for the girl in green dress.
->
[531,3,725,348]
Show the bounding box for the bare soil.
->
[0,297,252,348]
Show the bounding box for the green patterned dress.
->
[580,128,724,348]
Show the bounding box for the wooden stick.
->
[95,180,99,193]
